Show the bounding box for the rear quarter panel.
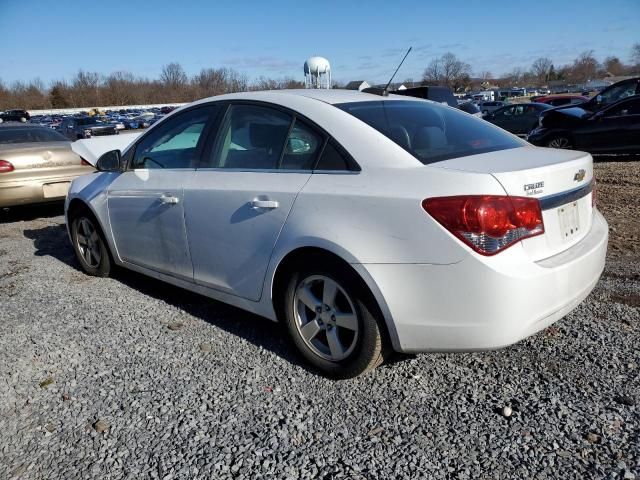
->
[268,164,507,268]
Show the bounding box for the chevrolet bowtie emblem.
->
[574,169,586,182]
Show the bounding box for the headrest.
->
[413,126,447,150]
[250,123,289,149]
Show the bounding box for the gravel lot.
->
[1,160,638,480]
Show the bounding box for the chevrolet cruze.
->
[64,90,608,378]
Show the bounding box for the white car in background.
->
[64,90,608,378]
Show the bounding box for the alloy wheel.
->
[75,217,102,268]
[547,137,571,149]
[293,275,359,361]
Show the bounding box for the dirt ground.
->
[593,158,640,261]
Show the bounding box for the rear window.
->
[336,100,524,164]
[0,127,68,144]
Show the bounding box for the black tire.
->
[283,263,389,378]
[70,211,112,277]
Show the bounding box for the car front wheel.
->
[284,265,388,378]
[71,213,112,277]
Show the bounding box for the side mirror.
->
[96,150,122,172]
[590,111,604,121]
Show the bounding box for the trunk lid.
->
[0,142,91,182]
[432,145,594,260]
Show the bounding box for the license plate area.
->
[557,201,580,242]
[43,182,70,198]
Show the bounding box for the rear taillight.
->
[0,160,14,173]
[80,157,92,166]
[422,195,544,256]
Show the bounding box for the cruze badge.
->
[524,181,544,196]
[574,169,586,182]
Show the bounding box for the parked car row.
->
[0,105,180,141]
[456,78,640,153]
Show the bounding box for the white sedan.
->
[64,89,608,378]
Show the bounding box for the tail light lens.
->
[80,157,92,166]
[0,160,15,173]
[423,195,544,256]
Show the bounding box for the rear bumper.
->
[355,210,608,353]
[0,173,89,208]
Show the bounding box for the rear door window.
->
[209,104,292,170]
[315,141,350,171]
[337,100,523,164]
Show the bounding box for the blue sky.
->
[0,0,638,86]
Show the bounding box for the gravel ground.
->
[0,160,638,480]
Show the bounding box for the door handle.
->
[251,199,279,209]
[159,193,180,205]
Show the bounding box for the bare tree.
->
[479,71,493,82]
[160,62,189,102]
[193,68,229,98]
[571,50,599,83]
[250,76,304,91]
[505,67,526,85]
[103,71,137,105]
[422,52,471,90]
[160,62,188,88]
[71,70,101,107]
[531,57,553,84]
[602,56,626,76]
[422,57,443,85]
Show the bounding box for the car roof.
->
[195,88,422,106]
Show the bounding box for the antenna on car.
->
[362,47,412,97]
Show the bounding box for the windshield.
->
[0,127,68,144]
[336,100,524,164]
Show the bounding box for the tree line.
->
[421,43,640,91]
[1,44,639,110]
[0,63,305,110]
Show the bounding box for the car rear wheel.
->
[284,265,388,378]
[546,135,573,149]
[71,213,112,277]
